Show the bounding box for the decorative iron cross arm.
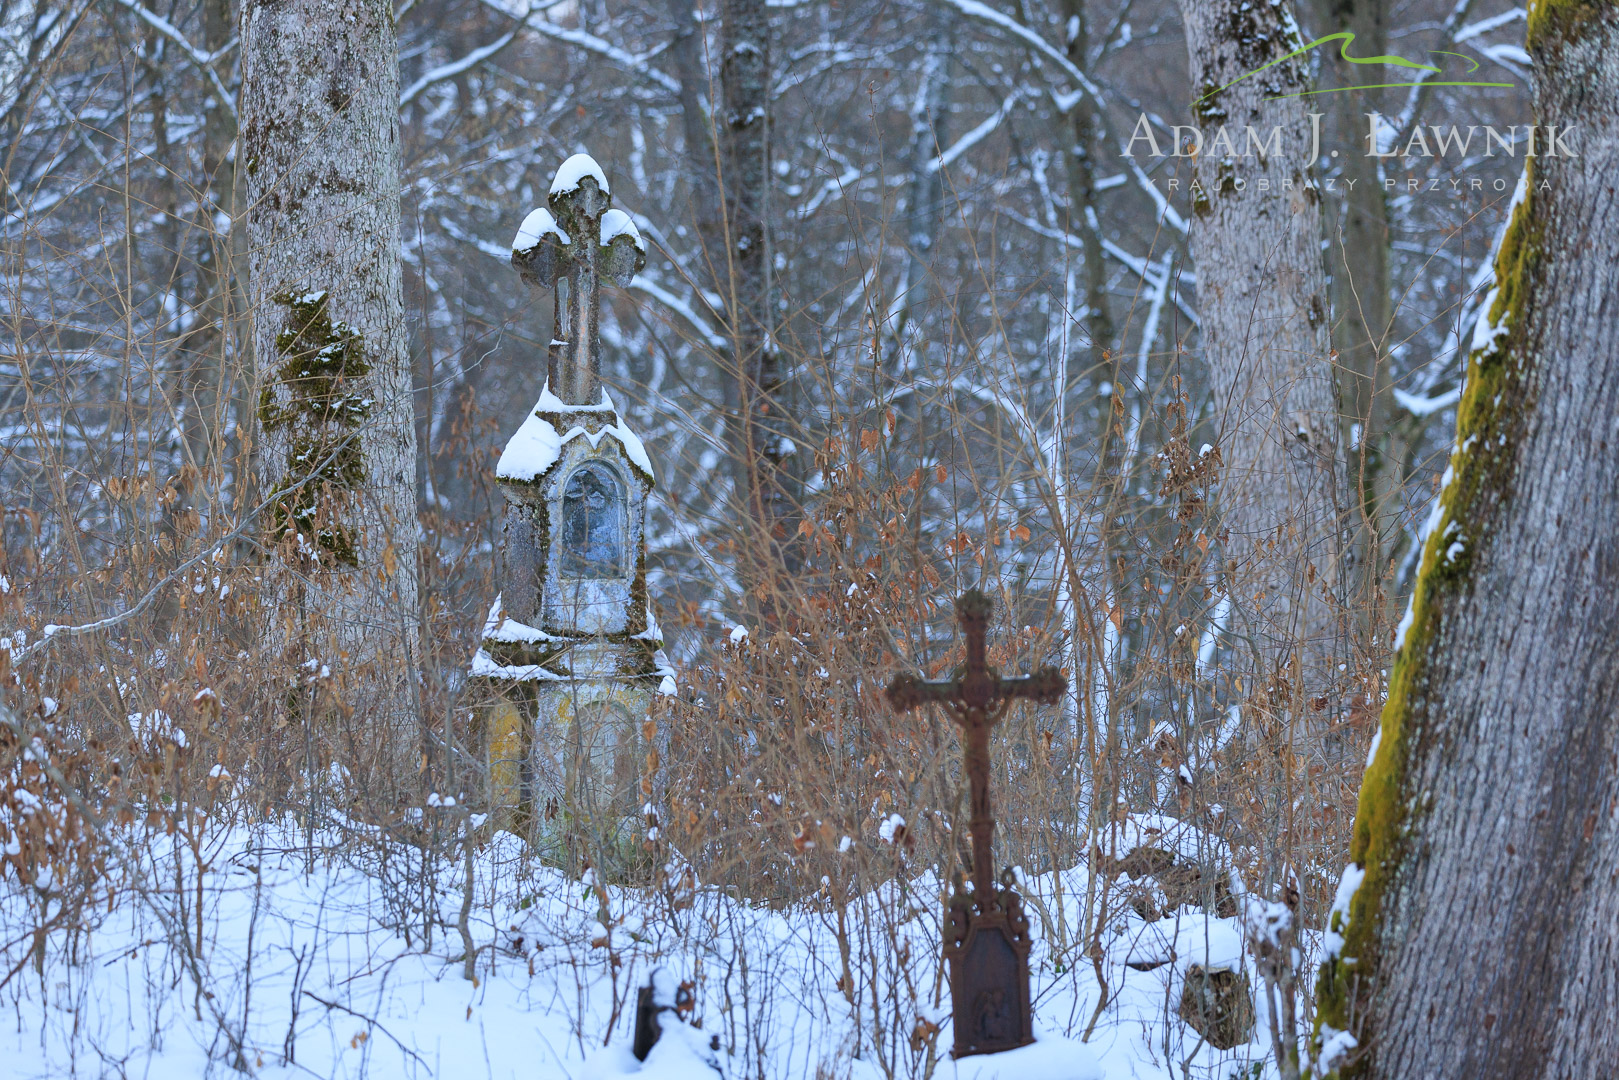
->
[885,590,1065,902]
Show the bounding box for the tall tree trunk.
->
[1061,0,1112,373]
[892,7,950,357]
[1312,7,1619,1077]
[1310,0,1397,616]
[720,0,794,582]
[885,5,950,441]
[665,0,722,270]
[1062,0,1135,801]
[241,0,421,760]
[1175,0,1351,732]
[172,0,239,524]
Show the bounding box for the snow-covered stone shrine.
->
[471,152,674,864]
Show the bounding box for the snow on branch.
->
[1476,41,1530,72]
[928,91,1022,174]
[1120,156,1189,236]
[401,26,522,107]
[1388,0,1484,150]
[1452,7,1525,43]
[796,163,863,218]
[931,0,1104,107]
[1392,386,1461,417]
[998,208,1198,326]
[109,0,235,118]
[1395,175,1518,424]
[476,0,681,95]
[630,273,727,350]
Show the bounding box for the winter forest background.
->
[3,0,1617,1077]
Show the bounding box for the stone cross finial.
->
[511,153,647,406]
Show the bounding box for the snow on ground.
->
[0,817,1289,1079]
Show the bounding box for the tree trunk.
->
[1310,0,1397,616]
[241,0,421,759]
[1312,6,1619,1076]
[892,6,950,358]
[665,0,721,254]
[1061,0,1112,371]
[1063,0,1137,802]
[884,4,950,443]
[1175,0,1350,725]
[720,0,795,581]
[172,0,240,523]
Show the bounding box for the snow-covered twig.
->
[1123,254,1173,469]
[109,0,236,118]
[1391,384,1460,417]
[631,273,728,349]
[1388,0,1484,151]
[475,0,682,95]
[927,90,1023,174]
[1452,7,1526,43]
[997,207,1199,325]
[401,25,523,107]
[931,0,1104,105]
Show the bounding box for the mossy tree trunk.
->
[241,0,422,759]
[1175,0,1352,747]
[1312,5,1619,1076]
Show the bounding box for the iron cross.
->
[886,589,1066,903]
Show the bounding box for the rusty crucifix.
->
[887,589,1066,1057]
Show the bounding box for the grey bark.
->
[884,6,950,442]
[241,0,421,745]
[1175,0,1350,715]
[1065,0,1137,789]
[665,0,722,268]
[171,0,240,520]
[719,0,795,576]
[1309,0,1398,612]
[892,8,950,358]
[1314,6,1619,1077]
[664,0,794,581]
[1061,0,1112,370]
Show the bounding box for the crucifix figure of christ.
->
[886,589,1066,1058]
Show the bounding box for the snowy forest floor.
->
[0,817,1301,1080]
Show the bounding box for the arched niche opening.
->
[560,462,626,578]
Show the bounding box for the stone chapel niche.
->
[560,463,625,578]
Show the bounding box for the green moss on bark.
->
[1310,167,1541,1077]
[1527,0,1611,49]
[261,290,373,565]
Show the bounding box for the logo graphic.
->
[1194,31,1515,106]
